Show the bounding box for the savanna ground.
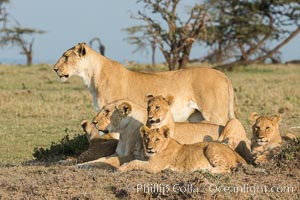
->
[0,63,299,199]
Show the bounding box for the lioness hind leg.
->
[218,118,252,163]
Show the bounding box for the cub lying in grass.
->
[249,112,297,165]
[146,94,252,163]
[76,120,118,163]
[119,126,246,174]
[59,120,118,165]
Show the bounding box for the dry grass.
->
[0,63,300,199]
[0,64,95,163]
[227,64,300,135]
[0,63,299,164]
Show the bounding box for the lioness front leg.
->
[119,160,163,174]
[76,154,134,169]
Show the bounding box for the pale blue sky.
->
[1,0,299,65]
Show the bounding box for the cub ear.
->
[140,125,150,138]
[76,42,86,57]
[165,94,174,106]
[249,112,260,124]
[117,102,132,116]
[145,94,154,102]
[160,125,170,138]
[81,120,88,130]
[81,120,92,134]
[272,113,282,123]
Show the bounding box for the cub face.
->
[249,112,282,146]
[53,42,87,82]
[145,94,174,126]
[92,101,132,133]
[140,125,170,157]
[80,120,98,142]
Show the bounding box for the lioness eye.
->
[155,106,160,111]
[64,56,68,62]
[103,109,109,115]
[155,138,160,143]
[255,126,260,130]
[145,138,149,143]
[266,126,270,131]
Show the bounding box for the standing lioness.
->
[54,43,234,125]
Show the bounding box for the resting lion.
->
[53,42,235,126]
[249,112,296,165]
[76,100,147,169]
[77,120,118,163]
[59,120,118,165]
[146,94,252,163]
[119,126,246,174]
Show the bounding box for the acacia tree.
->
[89,37,105,56]
[0,0,45,65]
[0,0,9,30]
[0,27,45,65]
[125,0,208,70]
[204,0,300,69]
[123,25,158,66]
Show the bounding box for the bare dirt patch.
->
[0,140,299,200]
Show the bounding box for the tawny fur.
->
[146,94,252,163]
[54,43,235,125]
[76,100,147,169]
[249,112,296,165]
[119,126,246,174]
[59,120,118,165]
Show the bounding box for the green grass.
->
[0,63,299,164]
[0,64,95,163]
[226,64,300,134]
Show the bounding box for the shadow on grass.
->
[32,129,89,162]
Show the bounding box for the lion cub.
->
[59,120,118,165]
[249,112,296,165]
[119,126,246,174]
[76,120,118,163]
[146,94,252,163]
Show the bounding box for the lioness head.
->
[249,112,282,147]
[92,101,132,133]
[145,94,174,126]
[140,125,170,157]
[53,42,88,82]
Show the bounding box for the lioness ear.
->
[249,112,260,124]
[140,126,150,138]
[117,102,132,116]
[272,113,282,123]
[165,94,174,106]
[145,94,154,102]
[161,125,170,138]
[76,42,86,57]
